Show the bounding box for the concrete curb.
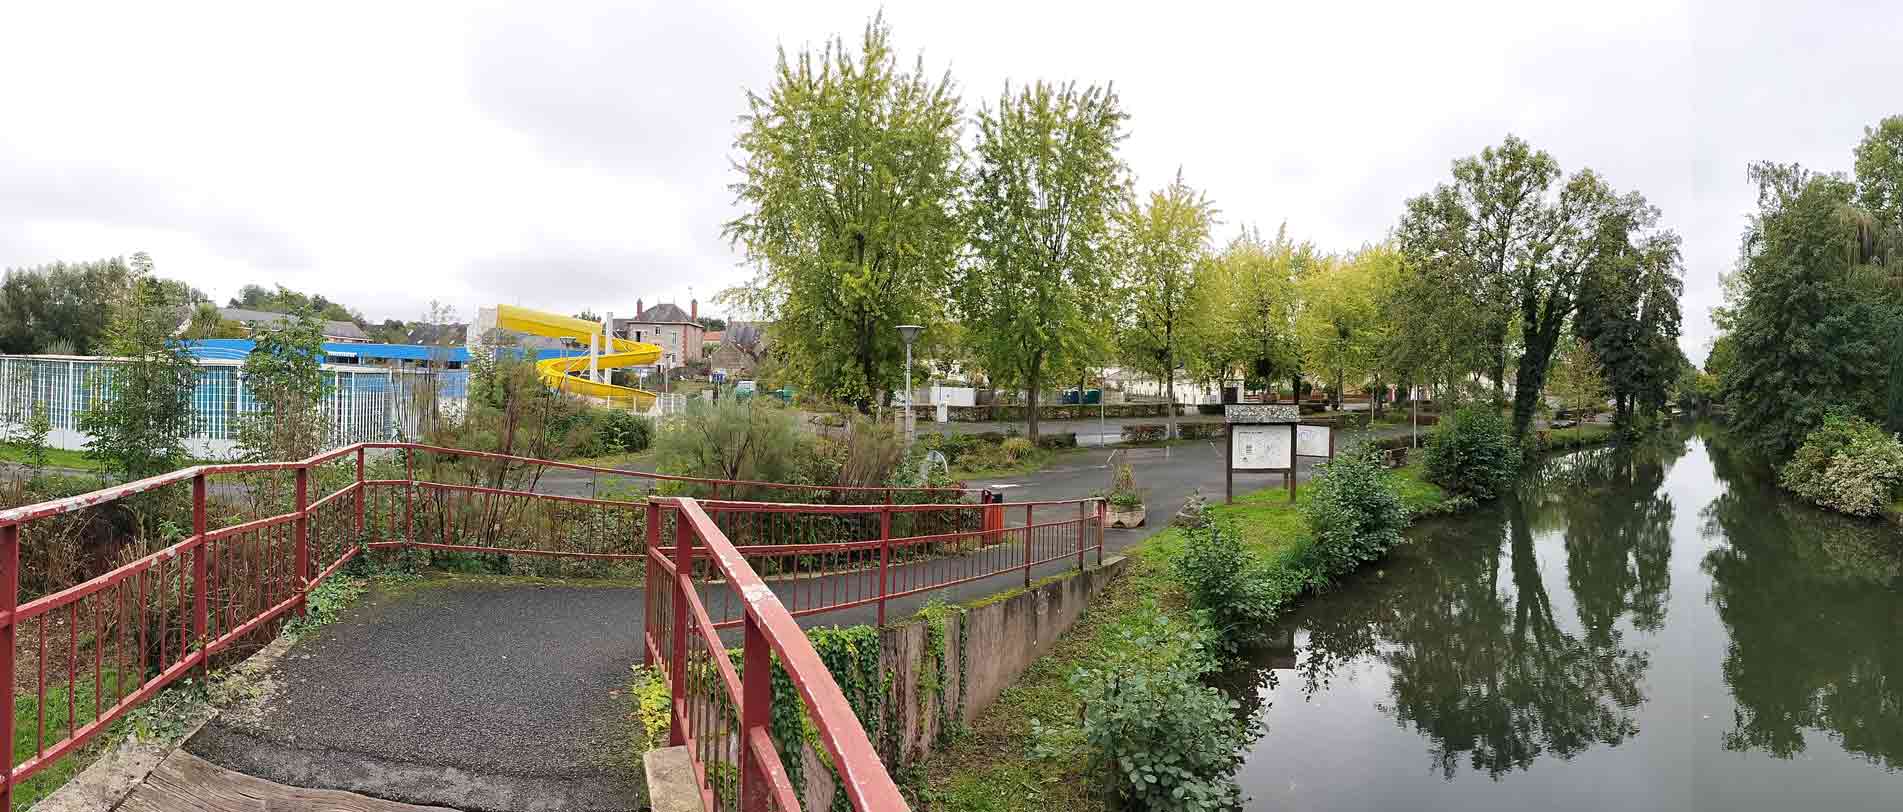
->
[641,747,700,812]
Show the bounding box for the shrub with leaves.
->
[653,399,816,497]
[1780,411,1903,517]
[1300,450,1410,580]
[1422,405,1517,500]
[591,408,653,455]
[7,403,53,467]
[1053,609,1260,812]
[237,305,330,462]
[1172,521,1292,656]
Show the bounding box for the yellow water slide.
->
[491,304,663,409]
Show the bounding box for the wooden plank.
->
[119,750,460,812]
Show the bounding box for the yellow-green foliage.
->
[627,665,672,755]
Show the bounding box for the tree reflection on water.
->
[1699,434,1903,771]
[1278,438,1682,779]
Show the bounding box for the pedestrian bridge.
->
[0,443,1106,811]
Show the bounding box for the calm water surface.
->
[1234,425,1903,811]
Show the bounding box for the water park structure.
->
[476,304,666,410]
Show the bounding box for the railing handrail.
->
[663,497,911,812]
[0,441,982,526]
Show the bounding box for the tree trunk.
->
[1164,357,1178,441]
[1511,353,1547,440]
[1026,363,1042,442]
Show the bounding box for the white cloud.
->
[2,0,1898,358]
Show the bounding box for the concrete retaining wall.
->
[793,555,1129,809]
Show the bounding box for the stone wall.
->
[792,555,1129,810]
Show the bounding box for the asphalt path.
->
[184,428,1411,811]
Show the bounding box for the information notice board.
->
[1223,404,1335,503]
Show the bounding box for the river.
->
[1231,423,1903,811]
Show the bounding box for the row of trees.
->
[0,256,209,355]
[722,15,1686,441]
[1706,115,1902,455]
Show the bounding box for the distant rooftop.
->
[218,307,369,341]
[628,302,696,324]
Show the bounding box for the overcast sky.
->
[3,1,1898,359]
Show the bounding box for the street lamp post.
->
[897,324,923,447]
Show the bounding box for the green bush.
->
[1000,436,1035,462]
[1172,522,1295,656]
[1051,610,1259,812]
[1299,451,1409,580]
[653,400,816,496]
[1780,411,1903,517]
[1422,406,1517,500]
[590,409,653,455]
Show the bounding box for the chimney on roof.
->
[691,299,698,320]
[636,299,644,318]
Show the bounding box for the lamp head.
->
[896,324,924,345]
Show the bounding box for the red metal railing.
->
[645,497,906,812]
[0,442,1105,812]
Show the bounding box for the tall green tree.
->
[1113,171,1216,440]
[1850,116,1903,432]
[1394,136,1556,399]
[1575,229,1684,423]
[1298,248,1394,409]
[722,14,965,412]
[1718,162,1889,453]
[77,253,198,479]
[1397,136,1670,438]
[957,80,1126,439]
[1192,226,1308,398]
[0,258,134,354]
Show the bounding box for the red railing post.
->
[877,506,891,627]
[1023,503,1033,588]
[1076,500,1086,573]
[294,465,310,617]
[643,500,661,669]
[668,505,692,748]
[404,447,415,548]
[354,446,366,538]
[1,522,19,811]
[1097,498,1106,566]
[192,473,208,670]
[739,611,772,812]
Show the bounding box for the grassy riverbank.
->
[915,464,1451,811]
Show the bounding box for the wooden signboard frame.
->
[1226,404,1299,503]
[1224,405,1338,503]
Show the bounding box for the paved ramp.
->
[183,576,647,812]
